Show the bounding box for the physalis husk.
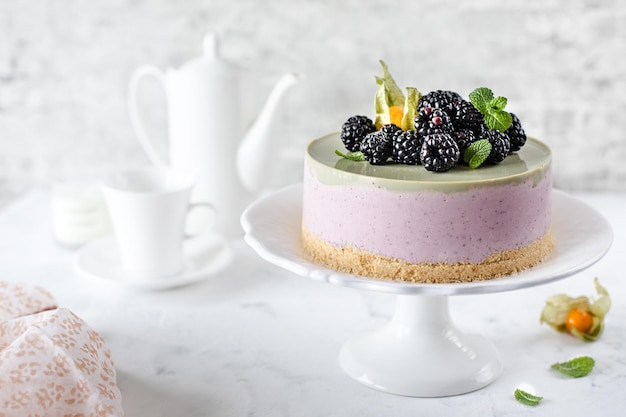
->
[374,60,404,129]
[374,60,422,131]
[540,278,611,342]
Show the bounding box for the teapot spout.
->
[237,72,304,194]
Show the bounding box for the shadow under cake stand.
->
[241,184,613,397]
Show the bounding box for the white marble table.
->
[0,187,624,417]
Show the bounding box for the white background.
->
[1,0,625,195]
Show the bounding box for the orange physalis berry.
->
[389,106,404,128]
[565,308,594,334]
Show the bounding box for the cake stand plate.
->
[241,184,613,397]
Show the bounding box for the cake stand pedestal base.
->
[339,294,502,397]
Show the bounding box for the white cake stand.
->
[241,184,613,397]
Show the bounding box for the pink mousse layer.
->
[302,170,552,264]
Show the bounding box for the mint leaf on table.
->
[335,149,366,161]
[463,139,492,169]
[514,389,543,406]
[551,356,595,378]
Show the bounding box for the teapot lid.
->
[202,32,241,71]
[177,32,240,73]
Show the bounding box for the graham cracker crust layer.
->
[301,225,554,284]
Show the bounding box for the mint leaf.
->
[514,389,543,406]
[484,110,513,132]
[489,96,508,111]
[335,149,365,161]
[469,87,513,132]
[463,139,492,169]
[551,356,595,378]
[468,87,494,114]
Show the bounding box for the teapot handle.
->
[128,65,168,166]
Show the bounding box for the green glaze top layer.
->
[306,133,552,192]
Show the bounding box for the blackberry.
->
[450,100,484,132]
[414,107,455,137]
[451,129,478,154]
[418,90,463,114]
[472,121,488,138]
[392,130,423,165]
[340,115,376,152]
[380,123,402,138]
[506,113,527,152]
[359,124,399,165]
[484,129,511,164]
[420,133,460,172]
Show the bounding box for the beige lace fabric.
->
[0,281,124,417]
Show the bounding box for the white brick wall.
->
[1,0,625,191]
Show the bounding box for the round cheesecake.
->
[302,133,553,283]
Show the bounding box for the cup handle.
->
[184,202,216,238]
[128,65,169,167]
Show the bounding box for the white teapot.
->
[128,33,302,236]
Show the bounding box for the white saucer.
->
[74,234,234,291]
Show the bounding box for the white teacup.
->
[101,168,215,281]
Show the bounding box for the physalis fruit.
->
[540,278,610,342]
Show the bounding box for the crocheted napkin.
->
[0,281,124,416]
